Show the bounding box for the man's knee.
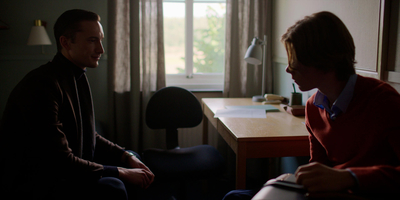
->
[223,189,258,200]
[96,177,127,200]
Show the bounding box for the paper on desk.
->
[214,109,266,118]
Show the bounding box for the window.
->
[163,0,226,90]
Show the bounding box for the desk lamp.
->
[244,35,267,102]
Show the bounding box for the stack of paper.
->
[214,105,279,118]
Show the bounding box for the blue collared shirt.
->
[313,74,358,120]
[312,74,360,189]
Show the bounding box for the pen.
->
[292,83,297,93]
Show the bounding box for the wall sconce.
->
[27,19,51,54]
[244,35,267,102]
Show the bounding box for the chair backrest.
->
[145,86,203,149]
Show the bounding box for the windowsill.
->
[186,88,223,92]
[166,73,224,92]
[166,84,223,92]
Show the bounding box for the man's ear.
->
[59,36,71,51]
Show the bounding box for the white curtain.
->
[216,0,274,180]
[107,0,165,152]
[224,0,272,97]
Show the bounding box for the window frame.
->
[163,0,226,91]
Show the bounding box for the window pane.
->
[193,3,226,73]
[163,2,185,74]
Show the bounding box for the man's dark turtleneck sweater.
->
[58,53,120,178]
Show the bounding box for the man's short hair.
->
[281,11,356,81]
[54,9,100,52]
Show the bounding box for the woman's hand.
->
[295,162,356,193]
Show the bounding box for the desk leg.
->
[236,142,247,189]
[202,114,208,145]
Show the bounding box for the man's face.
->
[285,59,325,92]
[64,20,104,69]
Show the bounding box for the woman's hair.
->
[281,11,356,81]
[53,9,100,51]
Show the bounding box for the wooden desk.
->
[202,98,309,189]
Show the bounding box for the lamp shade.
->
[27,20,51,45]
[244,37,262,65]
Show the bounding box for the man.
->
[224,11,400,199]
[0,9,154,200]
[285,11,400,196]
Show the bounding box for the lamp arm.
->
[261,35,267,97]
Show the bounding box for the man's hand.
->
[295,162,356,193]
[118,167,154,189]
[123,152,148,169]
[118,151,155,189]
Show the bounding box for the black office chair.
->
[142,86,224,198]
